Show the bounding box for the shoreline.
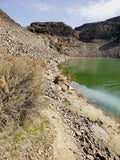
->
[58,57,120,120]
[70,81,120,121]
[60,55,120,60]
[48,56,120,156]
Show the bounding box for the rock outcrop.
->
[27,22,75,37]
[75,20,120,42]
[106,16,120,23]
[26,16,120,59]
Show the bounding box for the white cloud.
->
[21,0,54,12]
[34,1,51,11]
[66,0,120,21]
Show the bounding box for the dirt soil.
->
[43,109,80,160]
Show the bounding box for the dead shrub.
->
[0,55,45,128]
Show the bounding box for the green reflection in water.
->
[59,59,120,118]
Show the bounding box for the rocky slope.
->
[44,64,120,159]
[27,22,75,37]
[0,9,60,62]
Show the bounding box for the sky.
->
[0,0,120,28]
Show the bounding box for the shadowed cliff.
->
[75,16,120,42]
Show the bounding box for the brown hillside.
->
[0,9,60,61]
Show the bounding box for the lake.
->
[59,59,120,119]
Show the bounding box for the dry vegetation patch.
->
[0,55,55,159]
[0,55,45,128]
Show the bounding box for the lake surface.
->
[59,59,120,119]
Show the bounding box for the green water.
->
[59,59,120,118]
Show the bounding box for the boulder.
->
[27,22,74,37]
[54,76,69,91]
[91,124,110,144]
[75,17,120,42]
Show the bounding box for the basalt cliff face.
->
[75,17,120,42]
[27,17,120,59]
[27,22,76,37]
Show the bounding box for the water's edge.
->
[70,81,120,119]
[59,58,120,119]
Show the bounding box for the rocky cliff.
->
[27,16,120,59]
[27,22,76,37]
[106,16,120,23]
[75,17,120,42]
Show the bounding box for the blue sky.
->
[0,0,120,28]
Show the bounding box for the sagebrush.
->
[0,55,45,129]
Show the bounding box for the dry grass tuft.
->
[0,55,45,129]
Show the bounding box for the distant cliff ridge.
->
[26,17,120,59]
[106,16,120,23]
[27,22,77,37]
[75,18,120,42]
[27,16,120,43]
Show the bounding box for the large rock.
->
[27,22,74,37]
[54,76,69,91]
[106,16,120,23]
[91,124,110,144]
[75,17,120,42]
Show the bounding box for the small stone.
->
[38,149,42,155]
[61,84,68,92]
[95,119,103,126]
[80,126,85,130]
[75,130,81,136]
[57,86,61,91]
[96,152,107,160]
[107,125,112,128]
[114,155,120,160]
[64,98,71,105]
[87,155,94,160]
[52,116,56,119]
